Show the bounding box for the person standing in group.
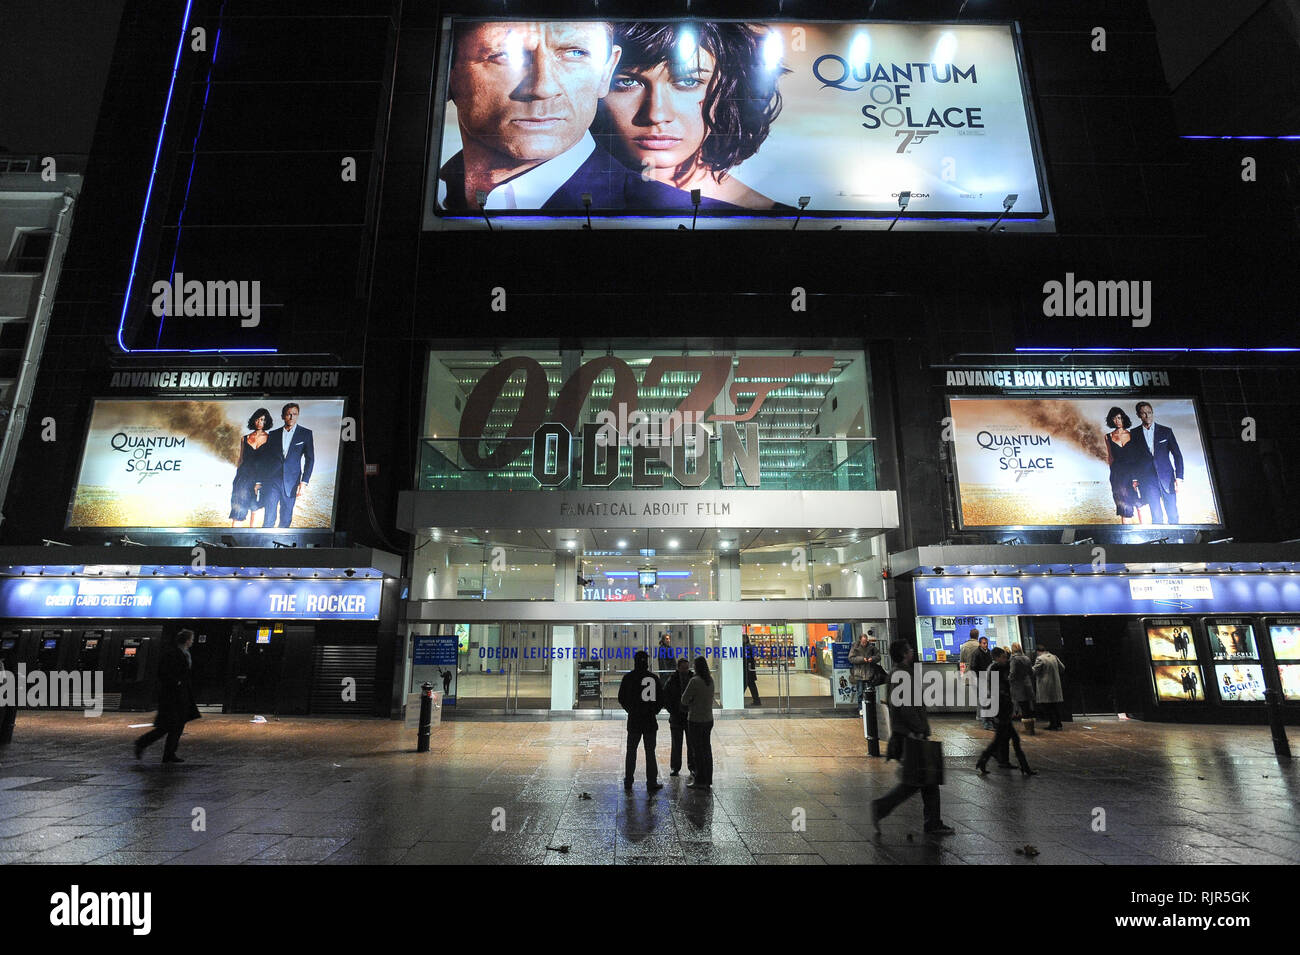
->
[134,629,201,763]
[1032,647,1066,730]
[1008,642,1035,735]
[661,656,695,778]
[958,628,981,718]
[972,635,995,729]
[848,630,881,712]
[871,640,956,836]
[976,648,1037,776]
[617,650,664,792]
[958,629,980,671]
[680,655,716,789]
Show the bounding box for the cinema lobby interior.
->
[402,346,897,714]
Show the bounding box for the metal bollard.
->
[865,685,881,757]
[416,682,433,753]
[1265,689,1291,760]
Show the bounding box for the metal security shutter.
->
[310,645,377,715]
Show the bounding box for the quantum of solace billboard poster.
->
[426,19,1046,220]
[67,399,345,530]
[949,397,1222,528]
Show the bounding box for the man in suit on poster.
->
[438,20,726,213]
[266,403,315,528]
[1134,401,1184,524]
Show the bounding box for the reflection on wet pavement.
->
[1,712,1297,865]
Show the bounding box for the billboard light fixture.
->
[792,196,811,231]
[978,193,1018,233]
[474,190,494,232]
[887,192,910,232]
[679,190,702,231]
[581,193,593,230]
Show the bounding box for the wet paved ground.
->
[1,711,1298,865]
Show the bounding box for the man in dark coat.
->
[976,648,1036,775]
[135,629,201,763]
[742,637,762,706]
[871,640,955,836]
[972,635,994,728]
[0,655,15,745]
[660,657,694,777]
[617,650,664,792]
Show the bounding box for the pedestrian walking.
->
[0,656,16,745]
[1032,648,1066,729]
[1009,642,1035,735]
[134,629,201,763]
[972,635,995,729]
[618,650,664,792]
[871,640,956,836]
[661,656,695,777]
[680,655,716,789]
[976,648,1037,776]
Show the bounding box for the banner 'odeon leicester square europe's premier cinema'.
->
[425,19,1048,223]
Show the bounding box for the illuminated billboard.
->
[424,19,1049,227]
[67,399,345,530]
[1214,664,1267,703]
[948,397,1221,527]
[1153,664,1205,702]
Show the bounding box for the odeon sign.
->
[457,355,837,488]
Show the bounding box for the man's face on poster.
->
[282,406,299,429]
[449,21,620,164]
[1137,404,1154,428]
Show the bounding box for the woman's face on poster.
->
[605,48,716,175]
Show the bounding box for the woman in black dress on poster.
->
[1105,407,1150,524]
[230,407,277,527]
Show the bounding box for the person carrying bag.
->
[871,639,955,836]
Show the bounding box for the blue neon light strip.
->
[1181,135,1300,140]
[603,571,694,579]
[161,8,224,347]
[116,0,276,355]
[1016,347,1300,354]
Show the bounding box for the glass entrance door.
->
[505,621,551,711]
[455,622,553,712]
[744,622,836,710]
[456,623,507,710]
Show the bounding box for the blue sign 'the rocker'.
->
[0,575,383,621]
[914,573,1300,617]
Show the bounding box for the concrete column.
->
[554,551,578,600]
[716,551,741,601]
[720,624,744,710]
[550,625,576,711]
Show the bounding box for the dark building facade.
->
[2,1,1298,721]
